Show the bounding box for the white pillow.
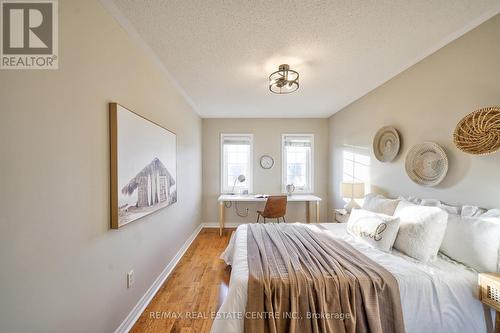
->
[362,193,400,216]
[437,203,461,215]
[420,198,441,207]
[347,209,401,252]
[420,199,461,215]
[461,205,487,217]
[482,209,500,218]
[401,195,422,205]
[402,195,463,215]
[393,200,448,262]
[440,214,500,272]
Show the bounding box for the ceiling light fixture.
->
[269,64,299,94]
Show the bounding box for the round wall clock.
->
[259,155,274,169]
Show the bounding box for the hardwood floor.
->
[131,228,234,333]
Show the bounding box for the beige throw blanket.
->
[245,223,405,333]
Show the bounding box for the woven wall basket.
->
[373,126,401,162]
[405,142,448,187]
[453,106,500,155]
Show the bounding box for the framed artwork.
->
[109,103,177,229]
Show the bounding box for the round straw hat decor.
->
[405,142,448,187]
[453,106,500,155]
[373,126,401,162]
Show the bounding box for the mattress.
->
[210,223,492,333]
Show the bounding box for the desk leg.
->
[496,310,499,333]
[316,201,320,223]
[218,202,225,236]
[306,202,310,223]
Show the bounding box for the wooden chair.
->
[257,196,287,223]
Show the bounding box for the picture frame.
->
[109,103,177,229]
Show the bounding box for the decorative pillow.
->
[461,205,487,217]
[402,195,422,205]
[419,198,441,207]
[393,200,448,262]
[346,209,401,252]
[482,209,500,218]
[440,214,500,272]
[437,203,461,215]
[402,195,463,215]
[362,193,400,216]
[420,198,461,215]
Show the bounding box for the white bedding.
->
[210,223,493,333]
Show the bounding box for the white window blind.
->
[282,134,314,193]
[220,134,253,193]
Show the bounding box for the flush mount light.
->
[269,64,299,94]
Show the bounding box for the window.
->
[282,134,314,193]
[220,134,253,193]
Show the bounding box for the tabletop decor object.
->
[453,106,500,156]
[231,174,246,194]
[405,142,448,187]
[340,182,365,212]
[373,126,401,162]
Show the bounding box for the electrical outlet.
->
[127,270,134,288]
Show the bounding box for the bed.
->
[210,223,490,333]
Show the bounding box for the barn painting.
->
[110,103,177,228]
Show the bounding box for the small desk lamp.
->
[341,182,365,212]
[231,174,246,194]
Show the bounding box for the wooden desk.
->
[217,194,322,236]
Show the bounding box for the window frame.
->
[281,133,314,194]
[220,133,254,194]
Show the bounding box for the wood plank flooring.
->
[131,228,234,333]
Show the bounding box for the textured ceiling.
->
[108,0,500,118]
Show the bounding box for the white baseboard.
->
[114,224,203,333]
[201,222,242,228]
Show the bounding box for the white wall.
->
[328,14,500,219]
[0,1,202,332]
[202,118,329,223]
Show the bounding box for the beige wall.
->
[202,119,329,223]
[328,14,500,218]
[1,2,498,331]
[0,1,201,332]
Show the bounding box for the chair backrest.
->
[262,196,287,218]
